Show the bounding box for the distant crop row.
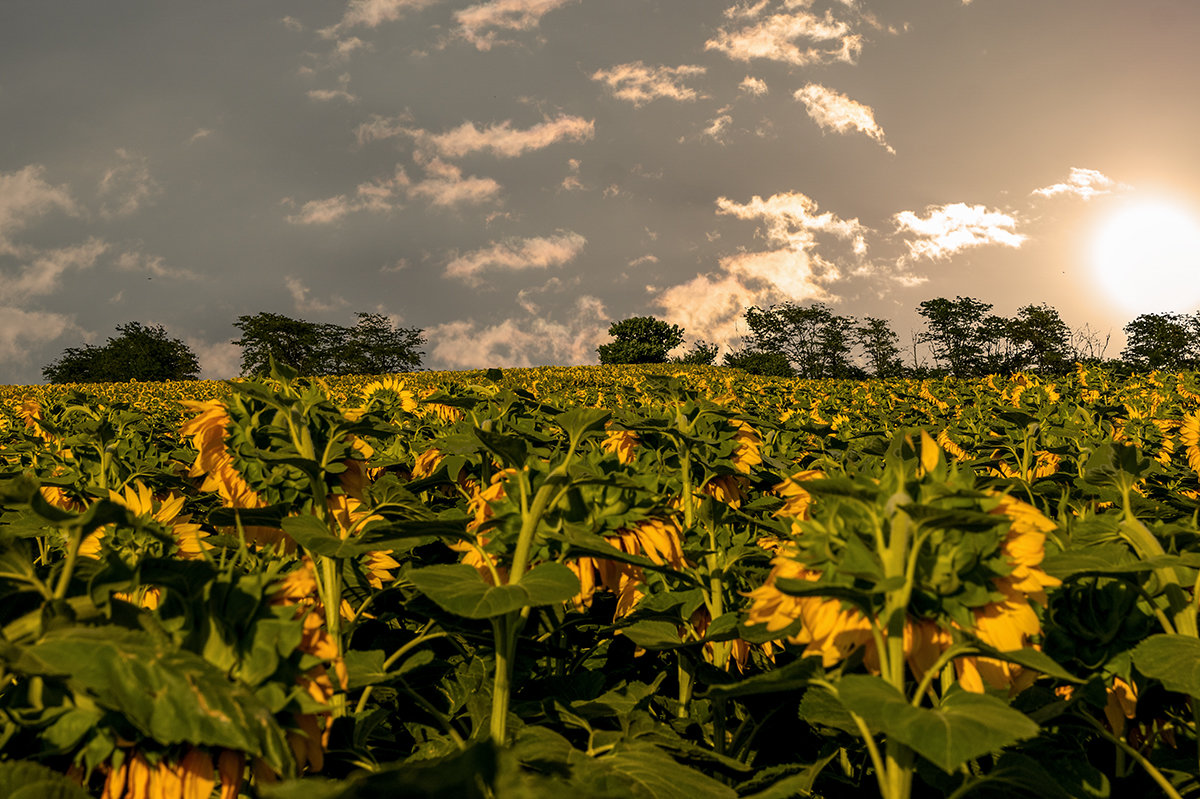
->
[2,364,1200,798]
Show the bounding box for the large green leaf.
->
[837,676,1040,773]
[571,744,738,799]
[556,408,612,442]
[407,562,581,619]
[703,657,822,700]
[1132,634,1200,696]
[11,627,292,774]
[0,761,92,799]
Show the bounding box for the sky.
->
[4,0,1200,383]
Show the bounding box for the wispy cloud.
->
[454,0,577,51]
[319,0,441,38]
[893,203,1025,261]
[445,230,586,285]
[308,73,358,103]
[114,250,199,280]
[716,191,868,254]
[739,75,769,96]
[0,307,80,364]
[0,165,78,257]
[702,114,734,143]
[408,158,502,207]
[705,8,862,67]
[794,83,893,153]
[186,128,214,145]
[426,115,594,158]
[591,61,707,106]
[428,295,607,368]
[97,149,161,219]
[286,276,348,313]
[0,238,108,301]
[1032,167,1129,201]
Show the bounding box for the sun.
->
[1088,197,1200,315]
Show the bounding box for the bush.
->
[723,349,794,377]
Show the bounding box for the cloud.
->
[454,0,577,51]
[281,16,305,32]
[0,238,108,301]
[354,113,414,147]
[1032,167,1130,201]
[715,190,868,254]
[654,190,865,349]
[98,149,161,219]
[702,114,734,143]
[739,76,769,96]
[187,128,214,145]
[408,158,502,207]
[0,165,78,256]
[427,295,607,368]
[445,230,586,285]
[189,338,243,380]
[628,254,659,267]
[319,0,441,37]
[705,8,863,67]
[893,203,1026,261]
[425,115,594,158]
[794,83,894,153]
[308,73,358,103]
[114,250,199,280]
[0,307,80,365]
[591,61,707,106]
[285,276,348,314]
[287,159,499,224]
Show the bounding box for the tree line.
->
[36,298,1200,383]
[596,298,1199,378]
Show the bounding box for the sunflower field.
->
[2,363,1200,798]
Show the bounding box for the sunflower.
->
[730,419,763,474]
[80,482,209,561]
[569,518,687,618]
[358,377,419,415]
[601,426,639,465]
[99,746,217,799]
[179,400,263,510]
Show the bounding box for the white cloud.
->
[0,307,80,365]
[98,149,160,219]
[281,16,305,32]
[715,191,868,254]
[654,190,864,348]
[628,254,659,267]
[724,1,771,20]
[445,230,585,285]
[702,114,734,143]
[893,203,1026,261]
[190,338,243,380]
[354,113,414,147]
[427,295,607,368]
[0,239,108,301]
[319,0,441,37]
[739,76,769,96]
[705,9,862,67]
[285,276,348,314]
[591,61,707,106]
[408,158,502,207]
[426,115,594,158]
[187,128,214,145]
[308,73,358,103]
[454,0,577,51]
[0,165,78,257]
[114,250,199,280]
[1032,167,1129,201]
[794,83,894,153]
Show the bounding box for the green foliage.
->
[743,302,862,379]
[233,311,425,376]
[1121,311,1200,371]
[856,316,905,378]
[597,316,684,364]
[722,349,794,377]
[42,322,200,383]
[673,340,719,366]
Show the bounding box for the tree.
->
[743,302,860,379]
[597,316,684,364]
[855,317,904,378]
[723,349,794,377]
[1009,303,1072,373]
[233,312,325,376]
[916,296,995,377]
[42,322,201,383]
[673,340,719,366]
[1121,312,1199,371]
[233,312,425,376]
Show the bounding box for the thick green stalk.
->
[880,506,916,799]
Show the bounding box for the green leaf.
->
[964,643,1084,684]
[407,562,581,619]
[473,428,529,469]
[573,745,737,799]
[343,648,433,689]
[798,686,859,735]
[556,408,612,442]
[837,676,1040,773]
[281,514,354,558]
[10,627,292,774]
[739,752,838,799]
[1132,634,1200,696]
[704,657,822,700]
[620,619,684,650]
[0,761,92,799]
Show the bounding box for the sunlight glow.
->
[1089,197,1200,314]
